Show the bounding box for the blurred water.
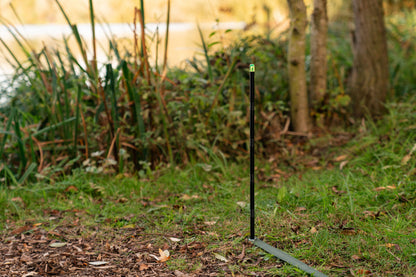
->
[0,21,245,105]
[0,22,245,40]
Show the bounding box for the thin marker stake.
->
[248,64,327,277]
[249,64,255,241]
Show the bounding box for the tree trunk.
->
[287,0,310,133]
[350,0,389,118]
[310,0,328,109]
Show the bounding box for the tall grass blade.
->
[73,84,83,158]
[55,51,67,76]
[54,0,90,75]
[27,134,37,166]
[89,0,97,75]
[0,39,25,72]
[8,3,24,25]
[0,109,16,161]
[121,61,146,161]
[155,27,160,74]
[70,24,90,74]
[154,84,173,163]
[13,112,27,175]
[1,164,19,186]
[197,24,213,82]
[32,117,76,137]
[18,162,37,184]
[62,37,85,74]
[139,0,145,58]
[162,0,171,74]
[0,20,33,59]
[109,40,121,63]
[137,8,151,85]
[104,63,119,163]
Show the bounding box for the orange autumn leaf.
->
[158,248,170,262]
[355,268,371,275]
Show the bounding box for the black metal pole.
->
[247,64,327,276]
[249,64,255,240]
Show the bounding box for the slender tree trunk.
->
[350,0,389,118]
[287,0,310,133]
[310,0,328,109]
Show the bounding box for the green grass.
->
[1,98,415,276]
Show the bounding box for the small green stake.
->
[250,64,255,72]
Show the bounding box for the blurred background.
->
[0,0,414,68]
[0,0,354,69]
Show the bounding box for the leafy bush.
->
[0,1,414,185]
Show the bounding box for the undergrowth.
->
[0,96,415,276]
[0,2,415,185]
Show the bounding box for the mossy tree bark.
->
[287,0,310,133]
[350,0,389,118]
[310,0,328,110]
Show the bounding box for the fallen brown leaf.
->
[341,228,356,236]
[363,210,376,219]
[159,248,170,262]
[11,225,33,235]
[121,224,135,229]
[237,245,245,260]
[48,230,62,237]
[340,160,348,170]
[236,201,247,208]
[65,185,78,193]
[22,272,38,277]
[89,261,109,266]
[174,270,191,277]
[332,186,346,195]
[50,242,67,248]
[374,185,396,191]
[334,154,348,162]
[11,197,24,204]
[150,249,170,262]
[139,263,150,271]
[381,243,401,251]
[354,268,371,276]
[181,194,200,200]
[214,253,228,262]
[330,262,348,268]
[401,143,416,165]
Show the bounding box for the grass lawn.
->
[1,100,415,276]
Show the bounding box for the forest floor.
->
[1,100,416,276]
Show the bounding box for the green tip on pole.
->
[250,64,255,72]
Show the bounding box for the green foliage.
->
[387,9,416,97]
[0,3,415,184]
[0,11,291,184]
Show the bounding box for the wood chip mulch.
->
[0,223,275,277]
